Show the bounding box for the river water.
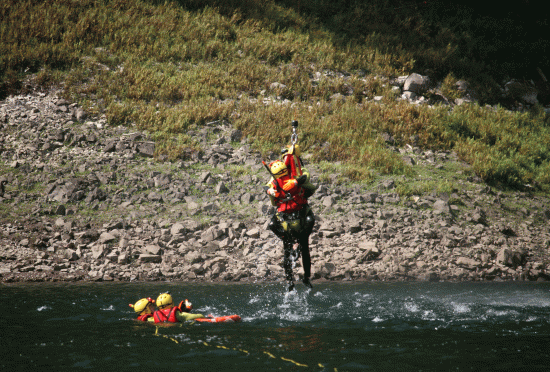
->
[2,281,549,371]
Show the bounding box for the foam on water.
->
[450,302,471,314]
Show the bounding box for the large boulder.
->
[504,79,538,105]
[456,257,481,270]
[403,73,430,94]
[170,222,186,236]
[496,248,526,268]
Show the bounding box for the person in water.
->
[265,140,317,291]
[130,297,157,322]
[151,293,209,323]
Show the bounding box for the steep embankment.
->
[1,90,549,284]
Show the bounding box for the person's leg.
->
[300,208,315,288]
[283,239,295,291]
[299,236,312,288]
[267,214,285,239]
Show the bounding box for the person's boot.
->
[302,277,313,289]
[287,281,295,292]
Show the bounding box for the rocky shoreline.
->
[1,91,550,285]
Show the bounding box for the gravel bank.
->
[1,91,549,284]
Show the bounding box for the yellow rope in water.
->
[153,327,341,370]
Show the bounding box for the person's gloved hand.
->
[267,188,281,198]
[177,299,193,312]
[297,174,307,186]
[282,179,298,191]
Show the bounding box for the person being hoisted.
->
[264,120,317,292]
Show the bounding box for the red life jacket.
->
[272,176,307,213]
[137,313,153,322]
[153,307,179,323]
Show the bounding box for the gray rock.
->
[322,196,335,208]
[104,141,116,152]
[75,109,87,121]
[186,251,204,264]
[137,142,155,157]
[91,245,105,259]
[143,245,162,255]
[403,73,430,94]
[230,129,243,142]
[99,232,116,244]
[456,257,481,270]
[215,182,229,194]
[504,79,538,105]
[496,248,525,268]
[154,174,171,187]
[357,240,380,263]
[147,192,163,202]
[170,222,186,236]
[201,226,225,242]
[139,254,162,263]
[433,199,451,214]
[117,253,128,264]
[246,228,260,238]
[418,272,439,282]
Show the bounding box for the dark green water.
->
[1,282,549,371]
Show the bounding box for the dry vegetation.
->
[1,0,549,192]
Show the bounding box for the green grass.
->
[1,0,549,192]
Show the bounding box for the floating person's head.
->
[130,297,156,314]
[156,293,174,310]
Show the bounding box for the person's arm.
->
[176,311,205,322]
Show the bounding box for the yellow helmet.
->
[156,293,174,309]
[270,160,288,179]
[287,144,301,157]
[131,297,154,313]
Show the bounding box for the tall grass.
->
[1,0,549,192]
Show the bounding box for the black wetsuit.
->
[268,206,315,284]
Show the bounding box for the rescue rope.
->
[153,326,338,370]
[291,120,298,145]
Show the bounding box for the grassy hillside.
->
[1,0,549,192]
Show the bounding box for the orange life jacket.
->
[272,175,307,213]
[137,313,153,322]
[153,307,179,323]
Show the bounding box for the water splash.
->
[450,302,471,314]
